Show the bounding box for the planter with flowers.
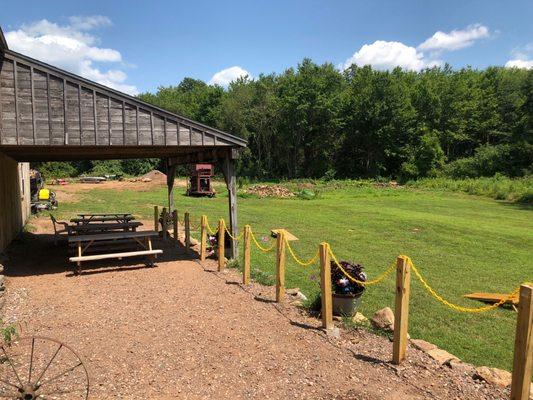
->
[331,260,367,316]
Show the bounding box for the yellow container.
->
[38,188,50,201]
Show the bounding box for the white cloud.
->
[505,59,533,69]
[208,66,251,86]
[5,16,138,95]
[343,40,435,71]
[505,43,533,69]
[418,24,490,52]
[343,24,491,71]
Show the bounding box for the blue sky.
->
[2,0,532,95]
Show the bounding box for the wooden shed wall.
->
[0,53,241,148]
[0,153,30,252]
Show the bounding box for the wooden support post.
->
[184,212,191,253]
[218,219,225,271]
[167,161,176,213]
[243,225,251,285]
[276,230,286,303]
[221,153,239,259]
[154,206,159,231]
[173,210,178,243]
[162,207,168,240]
[511,284,533,400]
[393,256,411,365]
[320,243,333,329]
[200,215,207,261]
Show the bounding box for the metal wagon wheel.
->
[0,336,89,400]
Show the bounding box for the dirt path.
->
[0,221,509,399]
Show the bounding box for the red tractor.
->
[186,164,215,197]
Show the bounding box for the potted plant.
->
[331,260,366,316]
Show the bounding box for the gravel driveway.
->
[0,222,509,399]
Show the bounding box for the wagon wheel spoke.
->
[28,337,35,384]
[0,378,20,390]
[34,343,63,385]
[39,362,83,387]
[1,346,23,387]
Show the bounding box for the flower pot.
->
[332,293,362,317]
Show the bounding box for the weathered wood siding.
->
[0,153,30,252]
[0,51,243,148]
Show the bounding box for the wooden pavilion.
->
[0,26,246,257]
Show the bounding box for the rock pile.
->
[245,185,295,198]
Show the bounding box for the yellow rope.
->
[285,239,319,267]
[249,227,276,252]
[405,257,527,313]
[328,244,396,286]
[222,220,244,241]
[204,217,217,235]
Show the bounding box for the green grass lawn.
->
[47,181,532,371]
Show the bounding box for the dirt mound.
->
[139,170,167,183]
[246,184,295,198]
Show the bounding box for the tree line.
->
[34,60,532,181]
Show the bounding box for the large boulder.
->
[371,307,394,331]
[426,348,459,365]
[473,366,512,388]
[410,339,437,352]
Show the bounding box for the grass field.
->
[47,180,532,372]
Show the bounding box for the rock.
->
[371,307,394,331]
[411,339,437,352]
[286,288,300,295]
[333,316,343,322]
[352,312,369,326]
[446,359,475,375]
[189,238,199,246]
[0,264,4,274]
[141,178,152,182]
[325,327,341,339]
[426,348,459,365]
[473,366,512,388]
[291,300,304,308]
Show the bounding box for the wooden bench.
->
[70,221,142,234]
[72,214,134,224]
[68,231,162,273]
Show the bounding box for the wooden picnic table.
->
[71,215,135,224]
[74,213,133,224]
[68,230,162,273]
[70,221,143,234]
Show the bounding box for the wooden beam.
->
[393,256,411,364]
[221,153,238,259]
[46,73,52,144]
[107,96,112,145]
[30,66,36,144]
[218,219,225,271]
[510,284,533,400]
[93,89,98,145]
[13,60,19,144]
[320,243,333,329]
[78,84,82,140]
[63,78,68,145]
[135,105,139,145]
[276,230,286,303]
[150,111,154,144]
[167,160,176,212]
[122,101,126,145]
[243,225,251,285]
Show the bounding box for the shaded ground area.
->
[0,220,510,399]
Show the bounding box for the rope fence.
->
[154,206,533,399]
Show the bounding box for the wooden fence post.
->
[173,210,178,243]
[218,219,225,271]
[276,230,286,303]
[162,207,168,240]
[154,206,159,231]
[511,284,533,400]
[393,256,411,364]
[243,225,251,285]
[320,243,333,329]
[184,212,191,253]
[200,215,207,261]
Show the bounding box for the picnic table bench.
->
[68,231,162,273]
[70,221,142,234]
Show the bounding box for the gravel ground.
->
[0,221,510,399]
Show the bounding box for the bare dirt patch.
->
[245,184,295,198]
